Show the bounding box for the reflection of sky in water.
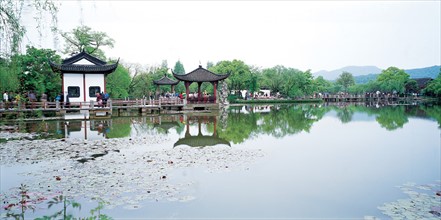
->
[102,110,440,219]
[1,107,440,219]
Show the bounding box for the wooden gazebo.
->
[172,65,229,104]
[153,74,179,98]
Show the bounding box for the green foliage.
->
[423,72,441,97]
[106,64,131,98]
[128,64,178,98]
[106,119,131,138]
[405,79,419,94]
[314,76,332,93]
[261,66,284,94]
[375,105,408,130]
[0,58,20,92]
[376,67,409,94]
[61,25,115,60]
[210,60,251,93]
[173,60,186,93]
[13,46,62,100]
[173,60,185,74]
[218,104,326,143]
[336,71,355,92]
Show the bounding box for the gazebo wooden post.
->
[172,65,230,107]
[197,82,202,102]
[156,85,160,99]
[171,85,175,94]
[185,81,190,101]
[212,82,217,103]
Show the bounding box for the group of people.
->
[2,90,111,109]
[95,91,110,107]
[2,90,47,109]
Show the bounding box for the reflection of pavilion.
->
[65,120,111,140]
[174,115,230,148]
[151,115,181,133]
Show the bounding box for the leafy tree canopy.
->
[173,60,185,74]
[12,46,61,100]
[336,71,355,92]
[376,67,409,94]
[61,25,115,60]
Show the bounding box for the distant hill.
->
[313,65,440,84]
[313,66,382,80]
[354,65,440,84]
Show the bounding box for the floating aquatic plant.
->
[378,181,441,219]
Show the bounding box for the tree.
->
[0,58,20,93]
[106,64,131,99]
[262,66,284,95]
[424,72,441,97]
[15,46,62,100]
[376,67,409,94]
[209,60,250,94]
[206,61,214,69]
[404,79,419,94]
[61,25,115,60]
[0,0,58,56]
[313,76,332,94]
[173,60,185,74]
[336,71,355,92]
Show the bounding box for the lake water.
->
[1,103,440,219]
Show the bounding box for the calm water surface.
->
[1,103,440,219]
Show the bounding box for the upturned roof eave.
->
[172,66,230,82]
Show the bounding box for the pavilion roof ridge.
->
[62,51,107,66]
[49,59,119,74]
[172,65,230,82]
[153,74,179,85]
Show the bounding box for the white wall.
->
[85,74,104,101]
[73,59,94,65]
[63,58,105,102]
[64,73,83,102]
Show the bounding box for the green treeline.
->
[1,24,441,101]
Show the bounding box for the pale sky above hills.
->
[23,0,441,73]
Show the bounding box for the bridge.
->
[0,98,186,119]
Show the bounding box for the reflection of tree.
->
[106,118,131,138]
[336,107,354,123]
[259,105,322,138]
[219,104,327,143]
[218,110,259,144]
[422,104,441,128]
[375,106,408,130]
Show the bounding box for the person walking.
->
[3,91,8,109]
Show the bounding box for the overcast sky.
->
[23,0,440,72]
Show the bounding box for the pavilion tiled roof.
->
[62,51,107,65]
[49,62,119,74]
[49,51,119,74]
[173,134,231,148]
[172,65,230,82]
[153,75,179,85]
[412,78,433,89]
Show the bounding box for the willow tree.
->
[0,0,58,57]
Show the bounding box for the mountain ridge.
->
[313,65,440,83]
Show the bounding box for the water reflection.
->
[1,103,440,144]
[217,103,441,144]
[0,102,440,219]
[174,115,230,148]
